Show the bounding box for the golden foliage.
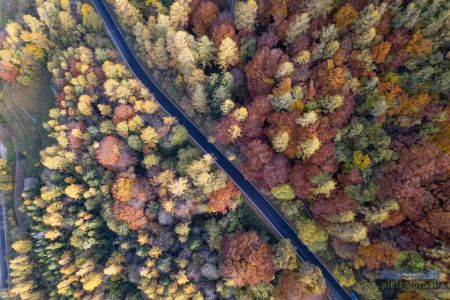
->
[335,4,358,30]
[112,173,135,202]
[141,126,159,147]
[218,37,240,70]
[11,240,33,254]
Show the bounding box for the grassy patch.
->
[0,77,55,176]
[2,137,15,163]
[0,1,4,29]
[0,0,23,30]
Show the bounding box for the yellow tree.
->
[218,37,240,70]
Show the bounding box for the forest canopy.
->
[0,0,449,300]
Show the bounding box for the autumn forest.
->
[0,0,448,300]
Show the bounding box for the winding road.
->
[91,1,352,299]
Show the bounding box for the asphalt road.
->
[0,192,9,290]
[91,1,352,299]
[0,140,9,289]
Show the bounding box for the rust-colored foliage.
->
[335,3,357,30]
[0,61,19,82]
[133,177,155,202]
[289,161,320,199]
[67,121,86,150]
[348,50,368,78]
[288,33,311,56]
[95,135,136,172]
[312,191,358,220]
[309,141,338,173]
[275,271,321,300]
[358,242,399,270]
[207,180,240,214]
[260,154,290,189]
[337,168,363,186]
[242,96,273,139]
[332,47,346,67]
[258,31,281,50]
[418,210,450,244]
[112,172,154,230]
[309,16,329,33]
[210,20,238,47]
[396,93,432,116]
[68,58,81,77]
[380,210,405,228]
[397,225,436,250]
[112,172,155,203]
[312,63,346,97]
[269,0,288,21]
[221,231,275,286]
[378,81,403,103]
[92,66,107,82]
[371,41,391,64]
[378,141,450,222]
[113,104,135,124]
[257,0,288,25]
[240,138,275,188]
[191,1,219,36]
[332,238,358,260]
[377,11,392,37]
[273,77,292,97]
[388,28,410,50]
[245,47,289,97]
[113,200,148,230]
[214,115,239,145]
[432,117,450,155]
[405,31,432,57]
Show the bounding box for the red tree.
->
[260,154,290,189]
[0,61,19,82]
[358,242,399,270]
[221,231,275,286]
[191,0,219,35]
[95,135,136,172]
[210,19,238,47]
[240,138,276,189]
[378,141,450,221]
[113,104,135,124]
[275,271,323,300]
[113,200,148,230]
[312,191,358,221]
[289,161,320,199]
[208,180,240,214]
[244,47,289,97]
[241,96,273,140]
